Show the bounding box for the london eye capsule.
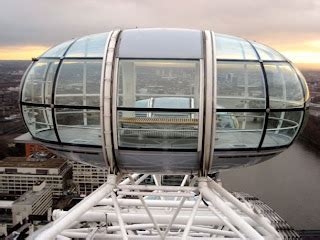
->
[18,28,310,175]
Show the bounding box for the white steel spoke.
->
[182,193,202,239]
[28,174,282,240]
[111,192,128,240]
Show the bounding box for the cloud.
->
[1,0,320,48]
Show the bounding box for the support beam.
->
[31,174,117,240]
[198,178,264,240]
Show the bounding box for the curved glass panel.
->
[118,60,200,108]
[251,42,285,61]
[262,111,303,147]
[22,60,59,104]
[22,106,57,141]
[55,108,101,145]
[217,61,266,109]
[117,110,198,149]
[214,112,264,149]
[215,34,258,60]
[65,33,108,58]
[264,63,304,108]
[55,59,102,106]
[117,59,200,150]
[154,97,191,108]
[41,40,74,58]
[293,66,310,102]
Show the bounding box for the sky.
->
[1,0,320,66]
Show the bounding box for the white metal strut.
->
[28,174,281,240]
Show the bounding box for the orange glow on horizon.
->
[280,50,320,63]
[0,41,319,69]
[277,40,320,64]
[0,45,49,60]
[261,39,320,66]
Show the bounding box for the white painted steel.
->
[210,31,218,171]
[111,192,128,239]
[112,58,120,150]
[118,184,197,192]
[181,193,202,239]
[119,173,140,185]
[198,59,205,152]
[53,209,257,225]
[62,224,236,236]
[127,175,165,239]
[59,231,242,240]
[199,178,264,240]
[208,179,280,238]
[202,30,214,176]
[163,197,187,238]
[117,191,195,197]
[98,198,214,208]
[206,199,246,239]
[33,174,117,240]
[101,30,121,172]
[100,31,113,169]
[31,174,280,239]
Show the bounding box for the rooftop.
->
[0,156,67,169]
[14,182,51,206]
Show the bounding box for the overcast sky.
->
[1,0,320,62]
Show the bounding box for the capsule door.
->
[111,29,204,173]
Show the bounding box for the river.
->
[221,139,320,230]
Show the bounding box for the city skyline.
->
[0,0,320,67]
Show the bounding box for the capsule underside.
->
[19,28,309,174]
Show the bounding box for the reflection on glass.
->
[133,97,193,109]
[293,66,310,102]
[262,111,302,147]
[215,112,264,149]
[117,59,200,150]
[22,106,57,141]
[117,110,198,149]
[215,34,257,60]
[217,62,265,109]
[55,60,102,106]
[264,63,304,108]
[22,60,59,104]
[65,33,108,58]
[55,108,101,145]
[118,60,200,108]
[251,42,285,61]
[41,40,74,58]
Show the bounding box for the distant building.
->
[0,156,71,196]
[11,181,52,225]
[71,161,107,196]
[25,144,52,158]
[0,181,52,237]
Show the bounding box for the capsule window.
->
[264,63,304,108]
[215,34,258,60]
[22,106,57,141]
[117,59,200,150]
[65,33,108,58]
[22,60,59,104]
[251,42,285,61]
[55,108,101,145]
[216,61,266,109]
[55,60,102,106]
[41,40,74,58]
[214,112,265,149]
[262,111,303,147]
